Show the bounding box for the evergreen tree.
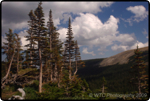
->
[130,45,148,94]
[46,10,63,84]
[34,2,47,93]
[101,76,107,93]
[25,10,38,68]
[1,29,16,88]
[22,50,30,69]
[46,9,54,82]
[14,33,23,75]
[64,18,75,80]
[2,29,15,65]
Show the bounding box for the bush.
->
[36,82,64,100]
[24,86,38,100]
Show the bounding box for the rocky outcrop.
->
[100,47,148,67]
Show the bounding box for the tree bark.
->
[16,48,19,75]
[102,84,104,93]
[138,79,141,94]
[1,47,16,89]
[39,47,43,93]
[53,63,57,82]
[69,54,71,80]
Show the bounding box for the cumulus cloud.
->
[111,40,148,52]
[17,30,29,50]
[129,41,148,50]
[58,13,119,50]
[58,13,143,54]
[2,2,113,35]
[127,5,148,19]
[122,5,148,25]
[111,44,128,51]
[82,48,96,56]
[73,13,119,47]
[99,52,104,55]
[142,28,148,35]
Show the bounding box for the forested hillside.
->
[77,47,148,93]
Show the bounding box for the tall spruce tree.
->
[14,33,23,75]
[2,29,15,64]
[73,40,85,79]
[34,2,47,93]
[64,17,75,80]
[130,45,148,94]
[46,10,63,83]
[25,10,38,68]
[46,9,54,82]
[1,29,16,88]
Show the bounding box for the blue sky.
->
[2,1,149,60]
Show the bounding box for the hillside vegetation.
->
[77,47,148,93]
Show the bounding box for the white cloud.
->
[82,48,96,56]
[115,33,136,46]
[127,5,148,19]
[18,30,29,50]
[2,2,114,35]
[72,13,119,47]
[142,28,148,35]
[111,44,128,51]
[2,35,7,46]
[122,5,148,25]
[129,41,148,50]
[58,13,141,55]
[58,13,120,53]
[99,52,104,55]
[111,40,148,52]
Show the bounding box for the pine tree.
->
[34,2,47,93]
[46,10,64,84]
[14,33,23,75]
[101,76,107,93]
[25,10,38,68]
[1,29,16,88]
[46,9,54,82]
[73,40,85,79]
[64,18,75,80]
[2,29,15,64]
[130,45,148,95]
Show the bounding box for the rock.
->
[8,88,25,100]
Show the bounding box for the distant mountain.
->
[77,46,148,93]
[100,46,148,67]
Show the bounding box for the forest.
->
[1,2,149,100]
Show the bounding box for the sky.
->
[1,1,149,61]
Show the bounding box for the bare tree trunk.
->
[53,63,57,82]
[102,84,104,93]
[138,79,141,94]
[74,61,78,75]
[39,48,43,93]
[16,48,19,75]
[58,66,63,87]
[72,60,77,80]
[50,65,53,82]
[1,47,16,88]
[69,55,71,80]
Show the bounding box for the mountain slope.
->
[77,46,148,93]
[100,47,148,67]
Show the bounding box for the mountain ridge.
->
[99,46,148,67]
